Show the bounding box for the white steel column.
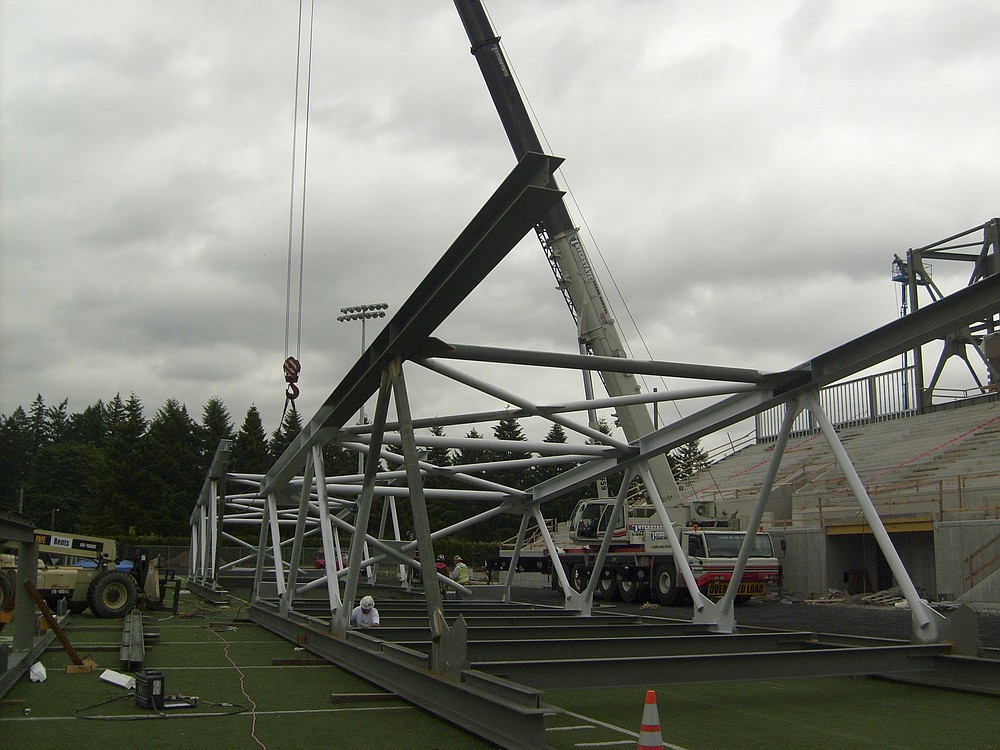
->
[803,389,945,643]
[338,368,393,633]
[532,505,589,614]
[282,452,314,616]
[583,468,635,602]
[717,397,801,622]
[638,460,722,627]
[502,513,531,598]
[266,493,286,598]
[312,444,344,613]
[207,480,219,580]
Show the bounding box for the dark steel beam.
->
[261,152,566,497]
[474,644,952,690]
[250,602,553,749]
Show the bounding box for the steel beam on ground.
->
[250,602,553,750]
[473,644,952,690]
[400,632,823,660]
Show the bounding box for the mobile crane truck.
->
[455,1,779,605]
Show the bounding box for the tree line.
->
[0,394,708,544]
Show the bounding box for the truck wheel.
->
[0,572,14,611]
[595,574,616,600]
[88,571,138,618]
[616,578,639,603]
[568,565,586,593]
[652,564,677,605]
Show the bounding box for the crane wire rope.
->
[484,6,719,503]
[485,13,685,423]
[281,0,316,421]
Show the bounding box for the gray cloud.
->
[2,1,996,443]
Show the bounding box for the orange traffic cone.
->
[637,689,663,749]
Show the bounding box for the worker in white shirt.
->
[350,595,380,628]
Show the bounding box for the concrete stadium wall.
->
[934,519,1000,600]
[773,527,826,599]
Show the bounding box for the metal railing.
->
[756,367,919,442]
[966,531,1000,588]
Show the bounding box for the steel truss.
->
[188,154,1000,745]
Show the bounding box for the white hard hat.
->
[360,595,374,610]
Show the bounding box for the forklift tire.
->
[0,572,14,611]
[68,600,89,615]
[87,570,138,618]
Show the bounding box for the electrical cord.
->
[73,691,248,721]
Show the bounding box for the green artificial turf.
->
[3,592,998,750]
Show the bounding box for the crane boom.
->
[455,1,681,506]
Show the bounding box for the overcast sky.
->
[2,1,998,447]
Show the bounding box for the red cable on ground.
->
[211,627,268,750]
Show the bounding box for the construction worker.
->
[350,595,380,628]
[450,555,470,585]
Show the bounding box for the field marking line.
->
[560,708,690,750]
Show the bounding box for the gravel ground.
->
[508,585,1000,650]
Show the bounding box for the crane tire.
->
[616,578,639,603]
[88,570,138,618]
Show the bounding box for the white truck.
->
[495,497,781,605]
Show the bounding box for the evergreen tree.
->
[200,397,235,467]
[231,405,270,474]
[26,442,110,532]
[269,407,303,463]
[0,407,32,508]
[97,394,149,535]
[66,400,107,445]
[46,399,70,443]
[453,427,490,469]
[27,394,50,454]
[424,425,452,487]
[492,415,532,489]
[670,439,710,480]
[138,399,202,537]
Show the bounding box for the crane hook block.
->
[286,383,300,400]
[283,356,301,384]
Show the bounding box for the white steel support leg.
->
[502,513,531,599]
[312,445,344,614]
[189,525,198,580]
[251,493,272,605]
[718,397,801,624]
[804,390,945,643]
[198,500,208,578]
[532,505,589,614]
[282,453,314,617]
[339,370,393,634]
[208,480,219,581]
[583,469,634,602]
[266,493,286,599]
[638,461,722,628]
[389,360,450,640]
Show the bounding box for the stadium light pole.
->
[337,301,389,452]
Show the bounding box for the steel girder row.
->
[186,150,1000,746]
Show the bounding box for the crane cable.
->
[488,16,683,422]
[281,0,316,421]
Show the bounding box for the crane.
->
[454,0,682,508]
